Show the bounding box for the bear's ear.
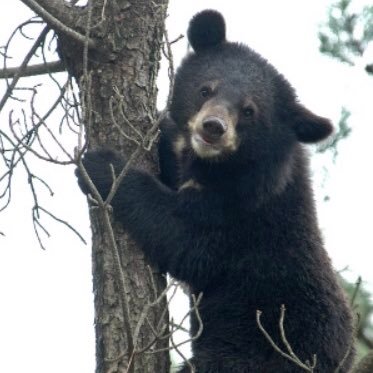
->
[291,103,333,143]
[187,10,226,52]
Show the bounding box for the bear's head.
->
[169,10,333,163]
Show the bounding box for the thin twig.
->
[350,276,362,307]
[279,305,304,362]
[256,307,316,372]
[38,206,87,245]
[335,276,363,372]
[170,329,196,373]
[20,0,96,48]
[0,26,50,112]
[145,293,204,355]
[162,29,181,109]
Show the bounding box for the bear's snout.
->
[201,116,227,143]
[188,105,239,159]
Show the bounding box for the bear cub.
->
[77,10,354,373]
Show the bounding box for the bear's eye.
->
[242,106,255,118]
[200,87,211,98]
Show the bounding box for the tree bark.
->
[22,0,170,372]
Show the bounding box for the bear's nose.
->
[202,116,227,141]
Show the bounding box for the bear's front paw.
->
[75,149,125,200]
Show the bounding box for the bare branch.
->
[21,0,76,26]
[0,26,50,112]
[24,0,71,25]
[162,30,182,109]
[256,306,316,372]
[170,332,196,373]
[39,207,86,244]
[144,293,204,355]
[278,305,305,363]
[335,276,367,372]
[20,0,96,48]
[132,278,177,349]
[0,60,65,79]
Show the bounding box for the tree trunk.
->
[23,0,170,372]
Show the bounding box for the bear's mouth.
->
[191,133,223,159]
[193,133,219,148]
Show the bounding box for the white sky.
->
[0,1,372,372]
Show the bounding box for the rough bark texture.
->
[55,1,170,372]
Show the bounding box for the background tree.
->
[0,0,182,372]
[341,277,373,355]
[319,0,373,74]
[317,0,373,157]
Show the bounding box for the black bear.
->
[77,10,355,373]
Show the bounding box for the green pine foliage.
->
[319,0,373,71]
[316,107,352,161]
[319,1,373,363]
[340,276,373,357]
[317,0,373,157]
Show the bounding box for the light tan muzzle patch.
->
[188,100,239,158]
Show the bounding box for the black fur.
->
[187,9,226,52]
[77,10,354,373]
